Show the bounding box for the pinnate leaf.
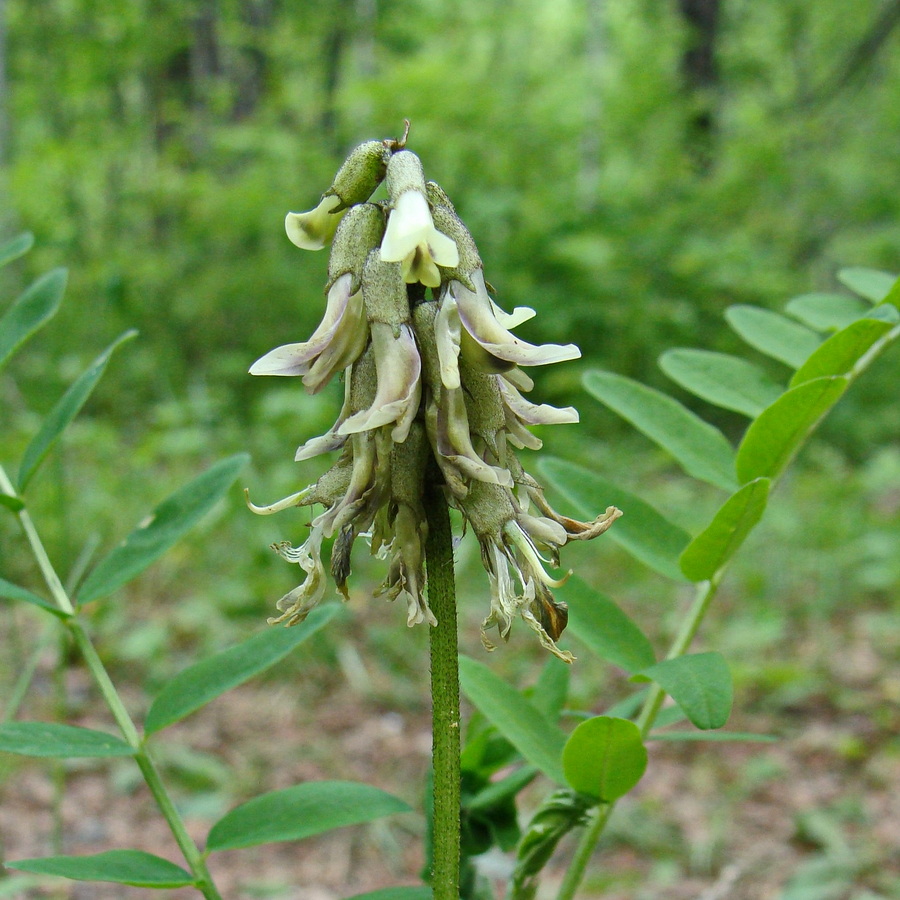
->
[206,781,410,851]
[837,267,897,302]
[0,577,69,619]
[659,348,782,418]
[77,454,249,604]
[0,722,133,758]
[458,655,567,785]
[562,576,656,673]
[0,232,34,268]
[679,478,771,581]
[18,331,138,491]
[790,318,895,387]
[725,305,821,368]
[562,717,647,802]
[145,605,339,733]
[6,851,193,888]
[632,653,732,730]
[784,293,872,332]
[537,457,691,581]
[583,370,737,490]
[0,269,67,371]
[735,377,848,483]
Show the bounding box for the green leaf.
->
[784,293,871,332]
[562,576,656,673]
[458,655,567,785]
[5,851,194,888]
[583,370,737,490]
[0,493,25,512]
[345,889,432,900]
[632,653,732,730]
[735,377,848,483]
[77,454,250,605]
[0,577,70,619]
[647,731,778,742]
[790,318,895,387]
[658,349,782,418]
[679,478,771,581]
[529,656,571,723]
[837,267,897,302]
[0,269,68,371]
[725,305,822,368]
[0,722,134,758]
[536,458,691,581]
[18,331,138,492]
[145,605,339,734]
[562,717,647,802]
[0,232,34,268]
[206,781,410,852]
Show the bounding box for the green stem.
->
[555,578,720,900]
[553,803,613,900]
[424,482,460,900]
[0,465,222,900]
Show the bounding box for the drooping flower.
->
[285,140,390,250]
[248,131,621,660]
[380,151,459,287]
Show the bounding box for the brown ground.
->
[2,602,899,900]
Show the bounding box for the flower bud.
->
[327,203,386,293]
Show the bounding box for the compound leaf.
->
[459,655,566,785]
[584,370,737,490]
[632,653,732,730]
[77,454,249,605]
[562,576,656,673]
[5,851,193,888]
[0,232,34,268]
[0,269,67,371]
[784,293,871,332]
[0,722,133,758]
[837,267,897,302]
[735,377,848,483]
[725,305,821,368]
[659,349,782,418]
[207,781,410,851]
[791,318,895,387]
[18,331,138,491]
[679,478,771,581]
[145,605,339,734]
[562,717,647,802]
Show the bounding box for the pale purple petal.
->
[339,323,422,435]
[250,274,356,377]
[497,377,580,425]
[453,271,581,368]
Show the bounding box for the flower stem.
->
[424,480,461,900]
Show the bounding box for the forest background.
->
[1,1,899,898]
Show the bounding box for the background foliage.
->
[1,1,899,897]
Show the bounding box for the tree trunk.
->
[676,0,721,169]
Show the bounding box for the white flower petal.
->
[285,194,344,250]
[453,271,581,368]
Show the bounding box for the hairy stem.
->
[0,465,222,900]
[424,481,460,900]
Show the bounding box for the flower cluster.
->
[248,131,620,661]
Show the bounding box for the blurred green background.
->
[1,2,899,895]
